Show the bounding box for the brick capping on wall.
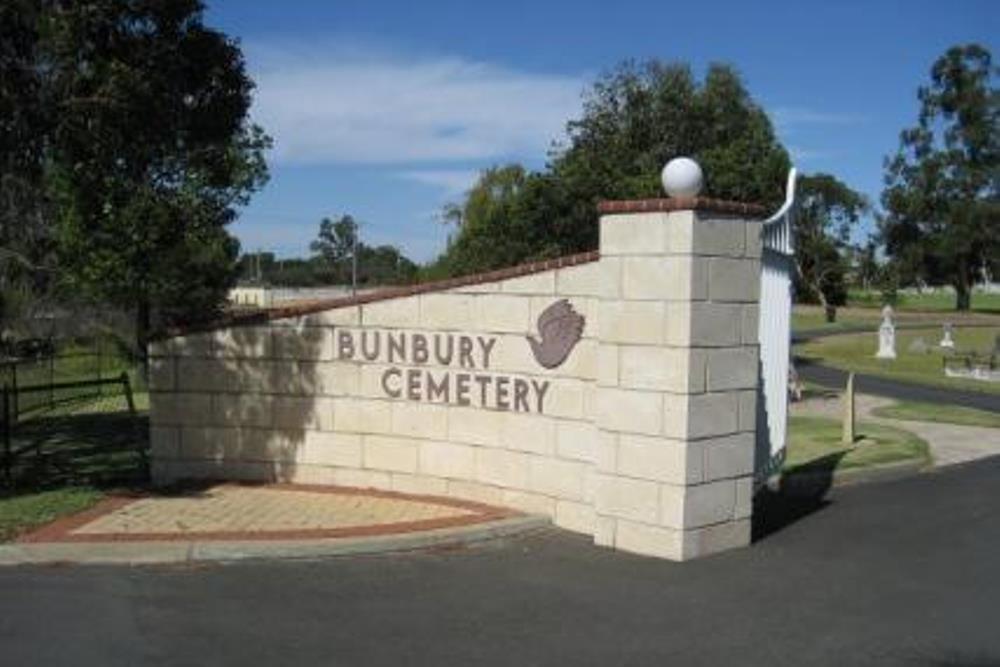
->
[158,197,764,340]
[156,249,601,340]
[597,197,767,218]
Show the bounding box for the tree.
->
[42,0,270,361]
[433,60,791,276]
[307,216,418,286]
[310,215,358,283]
[853,241,881,292]
[0,0,55,333]
[880,44,999,310]
[556,61,791,211]
[794,174,868,319]
[429,165,544,276]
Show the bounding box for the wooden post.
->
[121,371,136,414]
[2,386,11,486]
[842,372,855,445]
[48,354,55,410]
[10,363,18,421]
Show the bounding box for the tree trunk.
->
[812,278,836,323]
[955,258,971,311]
[135,298,151,381]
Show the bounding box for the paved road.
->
[795,358,1000,413]
[2,458,999,666]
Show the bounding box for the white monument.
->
[939,322,955,349]
[876,305,896,359]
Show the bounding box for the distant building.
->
[228,284,273,308]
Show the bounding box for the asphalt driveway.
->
[2,457,999,666]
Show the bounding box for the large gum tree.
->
[881,44,999,310]
[42,0,270,361]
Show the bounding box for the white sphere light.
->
[661,157,704,197]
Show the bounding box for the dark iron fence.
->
[1,347,147,489]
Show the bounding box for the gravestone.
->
[939,323,955,349]
[875,305,896,359]
[908,337,928,354]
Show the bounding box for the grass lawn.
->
[792,304,1000,337]
[872,401,1000,429]
[791,307,880,334]
[0,486,104,542]
[785,416,930,475]
[796,325,1000,394]
[847,289,1000,313]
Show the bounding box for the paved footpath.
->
[1,457,998,666]
[0,483,545,566]
[792,392,1000,467]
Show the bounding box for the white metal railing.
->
[755,168,797,487]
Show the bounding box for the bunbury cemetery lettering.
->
[335,329,552,413]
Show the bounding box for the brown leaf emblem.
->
[526,299,585,369]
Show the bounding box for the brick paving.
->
[18,483,517,544]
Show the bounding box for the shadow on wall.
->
[152,319,327,483]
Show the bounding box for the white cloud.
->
[248,44,584,165]
[395,169,480,196]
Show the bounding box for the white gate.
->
[755,168,797,487]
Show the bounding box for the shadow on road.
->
[752,451,847,542]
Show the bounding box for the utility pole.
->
[351,221,358,297]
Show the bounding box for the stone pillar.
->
[593,194,764,561]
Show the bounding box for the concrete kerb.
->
[0,514,551,567]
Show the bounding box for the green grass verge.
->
[785,416,930,475]
[796,325,1000,394]
[0,487,104,542]
[871,401,1000,429]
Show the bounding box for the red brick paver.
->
[19,483,517,544]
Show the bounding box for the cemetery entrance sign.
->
[148,160,797,562]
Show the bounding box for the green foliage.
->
[310,215,359,282]
[880,44,999,310]
[239,220,418,288]
[794,174,868,309]
[558,61,790,208]
[0,1,56,329]
[433,60,790,277]
[39,0,270,352]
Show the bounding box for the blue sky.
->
[205,0,998,263]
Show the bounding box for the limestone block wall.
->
[149,198,769,561]
[150,252,603,535]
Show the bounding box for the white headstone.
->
[939,323,955,349]
[876,305,896,359]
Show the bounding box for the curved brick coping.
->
[597,197,767,218]
[17,483,520,544]
[156,249,600,340]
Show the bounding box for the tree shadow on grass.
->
[6,409,149,493]
[752,450,848,542]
